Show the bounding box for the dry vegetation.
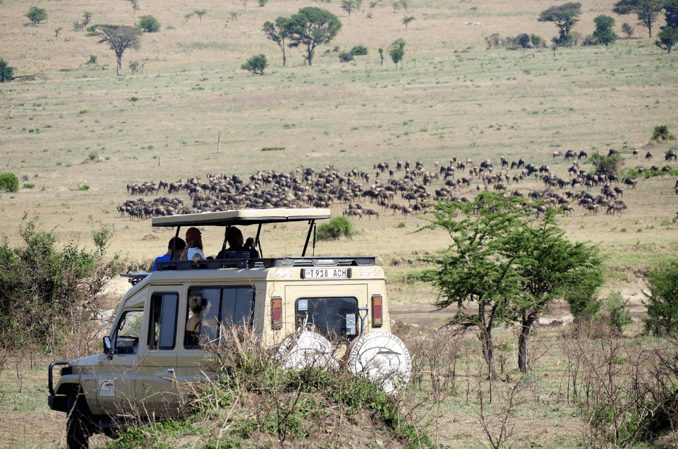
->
[1,0,677,446]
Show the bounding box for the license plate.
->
[302,268,347,279]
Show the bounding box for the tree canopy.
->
[613,0,664,37]
[26,7,48,26]
[137,15,161,33]
[89,25,142,76]
[645,259,678,336]
[656,26,678,53]
[0,59,14,83]
[665,0,678,29]
[287,7,342,66]
[503,209,603,372]
[388,38,406,68]
[538,2,582,46]
[594,15,618,46]
[263,17,292,66]
[417,193,603,376]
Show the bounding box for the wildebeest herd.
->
[117,149,678,220]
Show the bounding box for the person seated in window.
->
[185,294,207,347]
[153,237,186,271]
[181,227,205,262]
[217,227,259,258]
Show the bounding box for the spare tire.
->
[277,330,338,369]
[347,331,411,394]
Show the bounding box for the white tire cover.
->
[277,330,338,370]
[347,331,412,395]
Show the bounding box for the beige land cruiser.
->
[48,209,411,448]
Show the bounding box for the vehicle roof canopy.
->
[151,208,331,228]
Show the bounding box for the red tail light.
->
[272,297,282,330]
[372,294,383,327]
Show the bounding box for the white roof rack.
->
[151,208,331,228]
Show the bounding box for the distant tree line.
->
[532,1,678,53]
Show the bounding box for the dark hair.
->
[189,295,207,314]
[168,237,186,251]
[226,227,244,248]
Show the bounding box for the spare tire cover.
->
[277,330,337,369]
[347,331,411,394]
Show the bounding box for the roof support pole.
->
[302,220,315,257]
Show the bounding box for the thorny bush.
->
[0,215,122,354]
[183,326,435,448]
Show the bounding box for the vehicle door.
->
[135,290,181,418]
[96,308,144,418]
[175,286,255,385]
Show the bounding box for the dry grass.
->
[1,0,677,446]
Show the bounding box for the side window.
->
[113,310,144,354]
[185,286,255,349]
[222,287,255,328]
[148,292,179,350]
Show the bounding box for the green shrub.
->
[350,44,368,55]
[0,59,15,83]
[601,291,632,333]
[241,54,267,75]
[652,125,675,141]
[261,147,285,151]
[26,6,48,25]
[590,152,623,176]
[0,217,121,349]
[317,216,355,241]
[338,51,354,62]
[137,15,161,32]
[23,183,35,189]
[86,55,97,65]
[78,184,90,191]
[645,259,678,336]
[397,221,406,228]
[0,172,19,192]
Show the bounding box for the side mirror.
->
[103,336,113,355]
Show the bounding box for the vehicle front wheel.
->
[66,393,93,449]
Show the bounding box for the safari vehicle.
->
[48,208,411,448]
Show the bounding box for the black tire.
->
[66,393,92,449]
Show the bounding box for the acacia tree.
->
[594,15,618,46]
[504,210,603,373]
[417,193,531,380]
[26,6,48,25]
[389,38,405,69]
[341,0,359,16]
[288,7,342,66]
[656,26,678,52]
[538,2,582,46]
[89,25,142,76]
[263,17,292,66]
[613,0,664,38]
[403,16,415,30]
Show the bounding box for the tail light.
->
[272,297,283,330]
[372,294,383,327]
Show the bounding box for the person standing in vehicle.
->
[153,237,186,271]
[182,227,205,262]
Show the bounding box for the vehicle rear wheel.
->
[66,393,92,449]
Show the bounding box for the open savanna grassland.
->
[1,0,678,447]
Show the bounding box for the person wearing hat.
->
[153,237,186,271]
[181,227,205,262]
